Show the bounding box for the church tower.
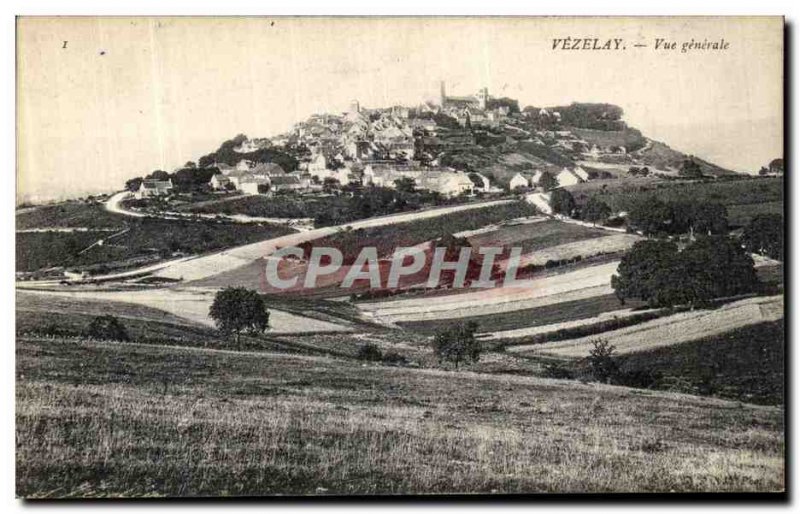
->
[477,87,489,110]
[440,81,447,106]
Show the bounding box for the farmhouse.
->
[239,177,271,195]
[136,178,173,199]
[209,173,231,190]
[270,175,304,192]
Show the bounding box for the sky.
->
[17,16,783,203]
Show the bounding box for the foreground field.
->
[17,336,784,496]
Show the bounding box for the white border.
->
[3,1,796,512]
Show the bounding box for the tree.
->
[357,343,383,362]
[627,197,674,236]
[549,188,576,217]
[125,177,143,192]
[611,240,679,306]
[86,315,129,341]
[209,287,270,343]
[587,339,618,383]
[257,183,271,195]
[582,196,611,225]
[538,171,558,192]
[663,236,758,307]
[322,177,341,194]
[690,203,728,236]
[611,237,758,308]
[742,214,783,261]
[147,170,171,181]
[768,158,784,174]
[679,158,703,178]
[394,177,417,194]
[432,321,481,369]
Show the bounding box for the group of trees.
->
[549,190,613,226]
[758,158,784,176]
[611,237,759,308]
[628,166,650,177]
[742,213,784,261]
[627,198,728,237]
[197,134,299,171]
[125,166,218,194]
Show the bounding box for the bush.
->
[586,339,618,383]
[356,343,383,362]
[432,321,481,369]
[382,350,408,366]
[86,315,129,341]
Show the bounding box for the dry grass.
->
[17,336,784,497]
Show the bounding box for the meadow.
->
[312,201,539,261]
[16,335,784,496]
[568,176,783,227]
[16,217,295,273]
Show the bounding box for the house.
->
[556,168,583,187]
[226,169,252,189]
[509,173,530,191]
[251,162,286,177]
[209,173,231,190]
[136,179,173,199]
[270,175,304,192]
[416,171,474,197]
[239,177,271,195]
[572,166,590,181]
[236,159,253,171]
[308,154,327,174]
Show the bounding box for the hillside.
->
[17,333,784,496]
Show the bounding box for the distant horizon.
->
[17,17,782,204]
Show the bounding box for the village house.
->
[251,162,286,178]
[509,173,530,191]
[209,173,231,190]
[270,175,305,193]
[239,177,271,195]
[572,166,590,181]
[555,168,585,188]
[136,178,173,199]
[226,169,252,189]
[416,171,474,197]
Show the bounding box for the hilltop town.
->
[128,81,736,203]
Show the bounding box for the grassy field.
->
[512,296,784,358]
[397,293,645,335]
[568,177,783,228]
[17,335,784,496]
[467,219,608,253]
[16,218,296,273]
[312,201,539,261]
[16,201,125,230]
[180,194,352,218]
[614,320,785,406]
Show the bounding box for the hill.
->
[17,333,784,496]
